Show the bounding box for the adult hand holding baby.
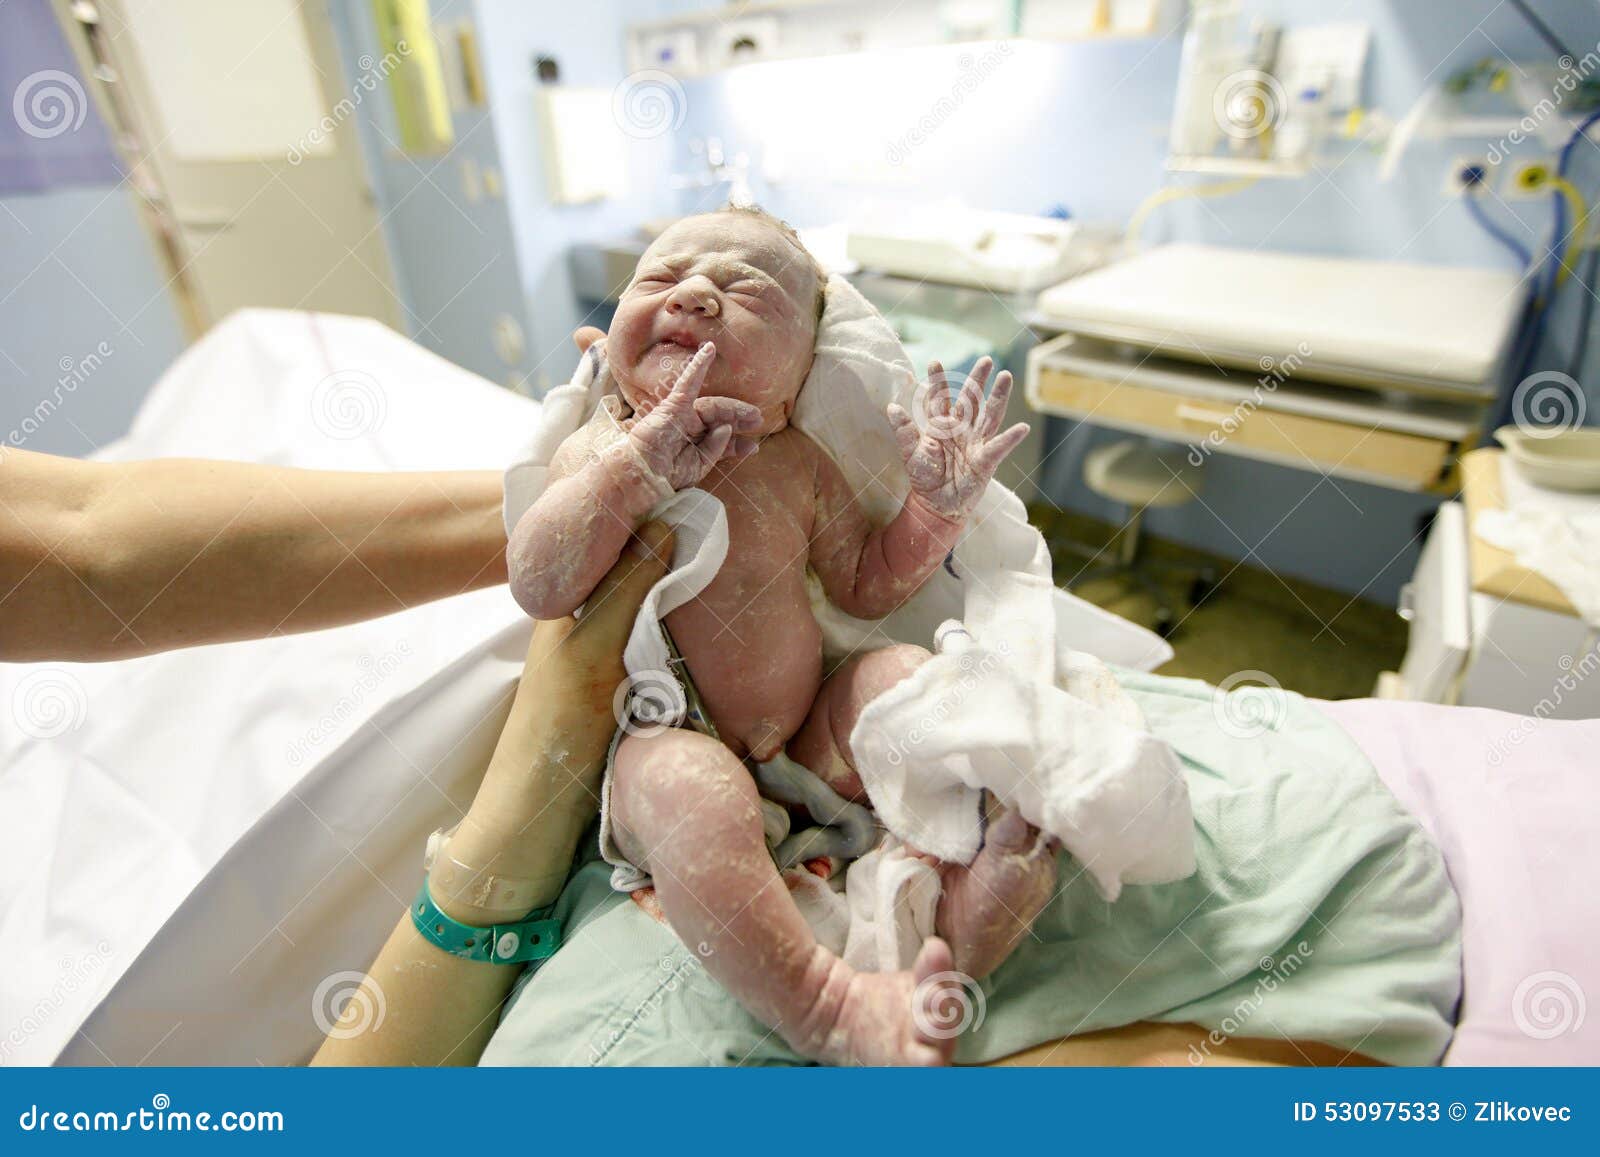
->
[316,521,676,1066]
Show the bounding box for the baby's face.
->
[607,213,819,436]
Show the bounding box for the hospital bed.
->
[1,311,1594,1067]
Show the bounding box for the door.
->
[56,0,402,332]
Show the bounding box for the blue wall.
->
[0,187,187,457]
[471,0,707,393]
[647,0,1600,602]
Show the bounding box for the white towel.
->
[1475,508,1600,628]
[502,276,1196,966]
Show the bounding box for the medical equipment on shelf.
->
[845,203,1117,294]
[1168,0,1370,174]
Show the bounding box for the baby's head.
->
[607,206,826,436]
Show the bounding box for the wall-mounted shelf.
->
[625,0,1179,80]
[1165,154,1310,178]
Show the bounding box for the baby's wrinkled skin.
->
[508,211,1055,1065]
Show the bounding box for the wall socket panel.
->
[1503,158,1559,199]
[1443,156,1489,196]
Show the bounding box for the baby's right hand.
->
[627,342,761,491]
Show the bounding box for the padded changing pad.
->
[1035,243,1524,394]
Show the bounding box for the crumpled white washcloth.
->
[1476,507,1600,628]
[503,275,1196,967]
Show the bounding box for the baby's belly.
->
[664,577,823,762]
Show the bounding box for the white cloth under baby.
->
[1474,458,1600,627]
[502,276,1196,969]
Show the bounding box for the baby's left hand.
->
[888,357,1030,522]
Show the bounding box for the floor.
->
[1029,506,1408,702]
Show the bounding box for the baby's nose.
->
[666,278,720,318]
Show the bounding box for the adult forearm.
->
[313,605,624,1067]
[3,457,507,661]
[431,618,616,922]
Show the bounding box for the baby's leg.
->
[789,644,1059,980]
[609,727,958,1066]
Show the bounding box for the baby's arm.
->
[809,357,1029,619]
[508,343,759,619]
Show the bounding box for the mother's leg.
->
[609,727,957,1066]
[787,643,1059,980]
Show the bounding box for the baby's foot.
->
[937,807,1058,980]
[785,938,961,1066]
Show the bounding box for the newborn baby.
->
[509,208,1058,1065]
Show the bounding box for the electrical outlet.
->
[1443,156,1490,196]
[1504,158,1559,199]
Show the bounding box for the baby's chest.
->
[698,452,814,594]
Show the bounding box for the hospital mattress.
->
[1034,243,1525,397]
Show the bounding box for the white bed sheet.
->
[0,310,540,1066]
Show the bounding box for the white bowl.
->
[1493,425,1600,491]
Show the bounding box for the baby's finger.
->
[662,342,717,411]
[697,422,734,465]
[959,357,993,423]
[973,421,1030,475]
[926,360,951,418]
[887,402,921,461]
[726,435,760,460]
[976,371,1013,439]
[693,394,762,431]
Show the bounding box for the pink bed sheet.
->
[1315,698,1597,1065]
